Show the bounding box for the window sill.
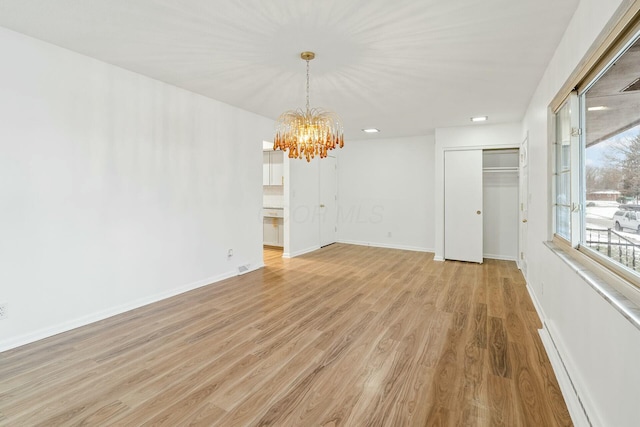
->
[544,240,640,331]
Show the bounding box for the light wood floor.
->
[0,244,572,426]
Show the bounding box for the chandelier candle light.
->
[273,52,344,162]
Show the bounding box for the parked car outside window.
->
[613,209,640,233]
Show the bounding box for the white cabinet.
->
[270,152,284,185]
[263,151,284,186]
[263,217,279,246]
[263,152,271,185]
[263,209,284,247]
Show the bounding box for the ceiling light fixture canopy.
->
[273,51,344,162]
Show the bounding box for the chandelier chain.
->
[305,59,310,114]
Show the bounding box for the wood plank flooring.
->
[0,244,572,426]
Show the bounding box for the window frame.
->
[551,12,640,296]
[552,92,581,248]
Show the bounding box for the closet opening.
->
[483,149,519,261]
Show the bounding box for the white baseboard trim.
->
[433,255,444,262]
[546,321,604,427]
[526,284,545,322]
[526,284,593,427]
[282,245,321,258]
[538,326,592,427]
[0,269,243,353]
[483,253,517,261]
[337,239,434,253]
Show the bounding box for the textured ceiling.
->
[0,0,580,140]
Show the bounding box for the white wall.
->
[0,27,273,351]
[337,136,435,252]
[522,0,640,425]
[434,123,522,260]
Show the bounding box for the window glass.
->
[555,101,572,241]
[583,36,640,277]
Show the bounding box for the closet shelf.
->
[482,166,519,173]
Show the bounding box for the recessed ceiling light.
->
[588,106,608,111]
[362,128,380,133]
[471,116,488,122]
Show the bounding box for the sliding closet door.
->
[444,149,483,263]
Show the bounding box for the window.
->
[554,100,573,241]
[582,33,640,280]
[553,93,580,246]
[554,29,640,286]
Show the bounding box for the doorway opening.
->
[262,140,285,258]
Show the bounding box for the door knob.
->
[320,204,325,208]
[476,210,481,215]
[522,219,528,223]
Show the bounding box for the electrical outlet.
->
[227,249,233,258]
[0,303,7,320]
[387,231,392,237]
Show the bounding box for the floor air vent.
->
[238,264,250,274]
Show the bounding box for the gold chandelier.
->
[274,51,344,162]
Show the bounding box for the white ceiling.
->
[0,0,580,139]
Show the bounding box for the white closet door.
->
[519,138,529,275]
[319,155,338,247]
[444,149,483,263]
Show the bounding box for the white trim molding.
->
[282,245,321,259]
[538,326,592,427]
[527,283,594,427]
[338,239,433,254]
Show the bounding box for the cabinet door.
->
[444,149,483,263]
[263,217,279,246]
[263,152,271,186]
[277,218,284,246]
[270,151,284,186]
